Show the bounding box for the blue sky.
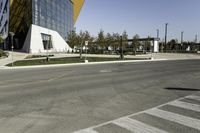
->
[75,0,200,42]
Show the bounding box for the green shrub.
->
[0,50,8,57]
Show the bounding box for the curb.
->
[1,59,167,70]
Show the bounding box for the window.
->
[41,33,53,50]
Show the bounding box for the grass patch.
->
[6,57,150,67]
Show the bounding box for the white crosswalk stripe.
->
[168,100,200,112]
[112,117,169,133]
[186,95,200,101]
[145,108,200,130]
[73,93,200,133]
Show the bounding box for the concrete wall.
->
[153,40,159,53]
[23,24,72,54]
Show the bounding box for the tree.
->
[122,30,128,50]
[96,29,105,52]
[67,30,78,48]
[144,36,151,52]
[111,33,120,52]
[105,33,114,51]
[168,39,178,52]
[132,34,140,55]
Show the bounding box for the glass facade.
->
[32,0,74,40]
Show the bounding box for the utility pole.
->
[181,31,184,51]
[181,31,184,44]
[157,29,159,39]
[164,23,168,46]
[195,34,198,43]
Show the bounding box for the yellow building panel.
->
[10,0,13,6]
[72,0,85,23]
[10,0,84,24]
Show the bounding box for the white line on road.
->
[112,117,169,133]
[73,129,99,133]
[186,95,200,101]
[72,93,200,133]
[145,108,200,130]
[168,100,200,112]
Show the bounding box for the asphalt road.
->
[0,60,200,133]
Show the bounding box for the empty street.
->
[0,60,200,133]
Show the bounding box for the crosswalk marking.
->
[168,100,200,112]
[186,95,200,101]
[73,129,99,133]
[145,108,200,130]
[112,117,169,133]
[72,93,200,133]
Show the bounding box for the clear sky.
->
[75,0,200,42]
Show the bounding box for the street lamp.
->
[181,31,184,51]
[164,23,169,47]
[181,31,184,44]
[156,29,159,39]
[195,34,198,43]
[9,32,15,67]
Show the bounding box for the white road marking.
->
[112,117,169,133]
[168,100,200,112]
[72,93,200,133]
[100,69,112,73]
[145,108,200,130]
[73,129,99,133]
[186,95,200,101]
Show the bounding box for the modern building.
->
[0,0,84,53]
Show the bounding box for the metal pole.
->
[11,34,14,67]
[120,36,124,60]
[157,29,159,39]
[80,42,83,59]
[195,34,198,43]
[181,31,184,44]
[11,45,13,67]
[165,23,168,51]
[181,31,184,51]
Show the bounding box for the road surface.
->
[0,59,200,133]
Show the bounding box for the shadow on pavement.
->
[164,87,200,91]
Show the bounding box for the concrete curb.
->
[1,59,167,70]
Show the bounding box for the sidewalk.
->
[0,51,27,67]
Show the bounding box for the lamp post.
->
[181,31,184,51]
[9,32,15,67]
[181,31,184,44]
[157,29,159,39]
[164,23,169,51]
[195,34,198,43]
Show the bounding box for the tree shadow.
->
[164,87,200,91]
